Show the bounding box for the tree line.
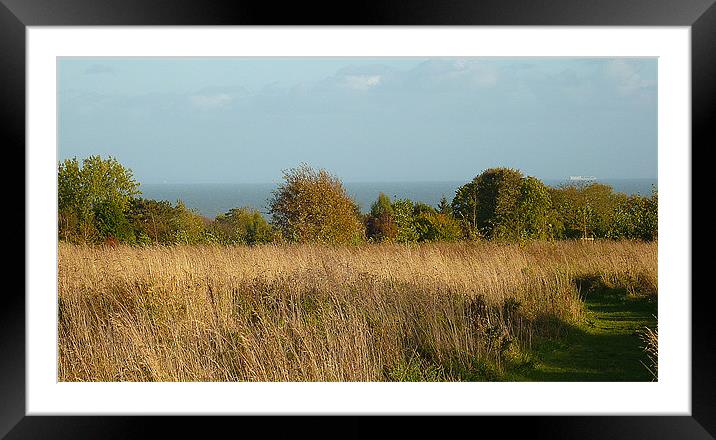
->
[58,156,657,246]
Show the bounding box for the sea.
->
[139,178,657,219]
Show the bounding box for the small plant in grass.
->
[638,318,658,381]
[385,351,446,382]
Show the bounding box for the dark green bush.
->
[93,199,135,243]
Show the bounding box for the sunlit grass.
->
[58,240,657,382]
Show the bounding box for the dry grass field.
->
[58,240,657,382]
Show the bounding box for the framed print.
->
[5,0,715,437]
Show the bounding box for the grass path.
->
[510,287,657,382]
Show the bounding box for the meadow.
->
[58,240,657,382]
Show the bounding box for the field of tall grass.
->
[58,240,657,381]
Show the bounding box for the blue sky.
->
[58,57,657,183]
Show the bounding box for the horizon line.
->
[140,177,659,185]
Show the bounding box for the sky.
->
[58,57,657,183]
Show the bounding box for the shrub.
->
[512,176,554,240]
[268,164,364,244]
[58,155,140,242]
[127,198,210,245]
[365,193,398,242]
[437,196,452,216]
[549,183,623,239]
[607,190,658,241]
[414,212,463,242]
[452,167,524,239]
[173,201,210,244]
[212,207,274,245]
[93,199,135,243]
[127,198,180,244]
[638,321,658,381]
[391,199,419,243]
[412,202,436,216]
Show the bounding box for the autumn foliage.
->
[268,164,364,244]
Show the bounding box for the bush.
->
[365,193,398,242]
[58,155,140,242]
[391,199,420,243]
[414,212,463,242]
[127,198,210,245]
[550,183,617,239]
[437,196,452,216]
[452,168,524,239]
[511,176,554,240]
[211,207,274,245]
[93,199,135,243]
[607,190,658,241]
[268,164,364,244]
[173,201,210,244]
[127,198,180,244]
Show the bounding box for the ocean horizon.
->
[140,178,658,219]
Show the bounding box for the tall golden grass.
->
[58,240,657,381]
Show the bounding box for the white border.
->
[27,27,691,415]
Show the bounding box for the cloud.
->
[84,64,116,75]
[446,60,499,88]
[342,74,382,90]
[407,59,500,90]
[605,60,656,95]
[64,58,655,121]
[189,93,233,110]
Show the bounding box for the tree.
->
[550,183,623,239]
[437,195,452,216]
[268,164,364,244]
[642,188,658,240]
[365,193,397,242]
[512,176,554,240]
[451,179,479,232]
[607,188,657,241]
[212,207,274,245]
[127,198,179,244]
[414,212,463,242]
[412,202,436,216]
[451,168,524,239]
[58,156,141,242]
[173,201,209,244]
[391,199,420,243]
[93,199,135,243]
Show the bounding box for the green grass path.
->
[511,288,657,381]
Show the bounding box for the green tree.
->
[268,164,364,244]
[212,207,274,245]
[173,201,209,244]
[371,192,393,217]
[93,199,135,242]
[452,168,524,239]
[127,198,184,244]
[391,198,419,243]
[512,176,553,240]
[451,179,479,232]
[414,212,463,242]
[437,195,452,216]
[607,188,657,241]
[642,188,658,240]
[365,193,397,242]
[550,183,623,239]
[58,156,140,242]
[412,202,436,216]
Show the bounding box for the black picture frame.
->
[4,0,714,437]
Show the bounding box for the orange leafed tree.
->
[269,164,364,244]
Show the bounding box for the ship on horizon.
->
[569,175,597,181]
